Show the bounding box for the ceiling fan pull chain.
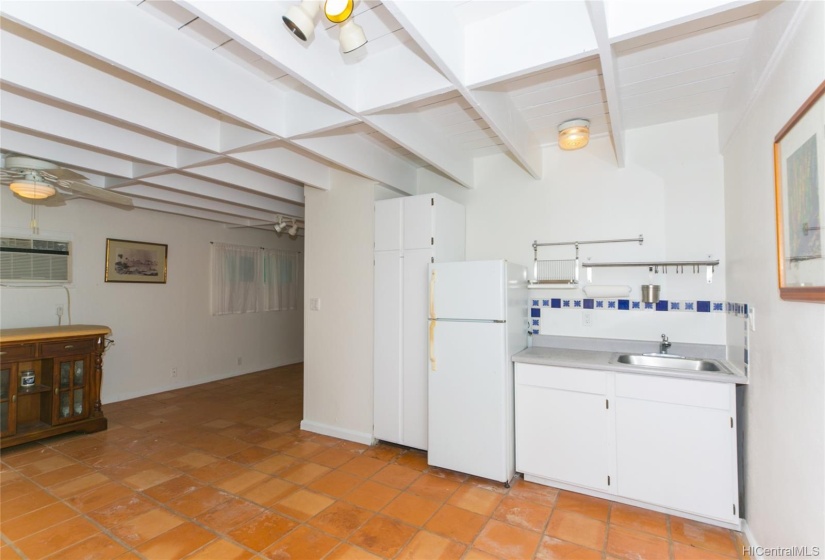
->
[30,202,40,235]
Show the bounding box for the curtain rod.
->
[209,241,301,254]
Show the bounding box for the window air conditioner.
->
[0,237,72,282]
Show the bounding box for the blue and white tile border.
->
[528,298,751,375]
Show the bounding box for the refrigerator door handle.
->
[429,269,437,320]
[429,320,437,372]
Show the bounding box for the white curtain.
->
[262,249,300,311]
[210,243,260,315]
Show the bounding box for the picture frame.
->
[104,238,168,283]
[774,80,825,302]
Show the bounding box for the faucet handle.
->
[661,334,668,342]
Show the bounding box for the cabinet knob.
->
[54,388,59,395]
[64,345,74,349]
[11,394,16,403]
[0,351,6,356]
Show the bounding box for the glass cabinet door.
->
[53,357,88,424]
[0,366,17,436]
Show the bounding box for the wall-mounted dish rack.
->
[530,235,644,286]
[582,259,720,283]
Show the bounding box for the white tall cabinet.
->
[374,194,465,450]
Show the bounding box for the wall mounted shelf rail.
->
[530,235,644,285]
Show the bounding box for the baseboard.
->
[740,519,763,559]
[300,420,375,446]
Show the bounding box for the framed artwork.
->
[105,238,167,283]
[774,80,825,302]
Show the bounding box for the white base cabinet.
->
[373,194,464,450]
[515,363,740,528]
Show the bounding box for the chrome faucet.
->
[659,334,671,354]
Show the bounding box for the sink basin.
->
[612,353,730,373]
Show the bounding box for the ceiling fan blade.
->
[41,167,88,182]
[40,192,69,207]
[64,181,134,207]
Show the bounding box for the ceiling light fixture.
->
[337,18,367,53]
[283,0,320,42]
[324,0,353,23]
[558,119,590,151]
[288,223,299,236]
[9,175,56,200]
[274,216,303,237]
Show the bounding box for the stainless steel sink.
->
[611,353,731,373]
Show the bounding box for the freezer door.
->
[430,260,506,321]
[428,320,511,482]
[373,251,402,443]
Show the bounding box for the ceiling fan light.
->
[324,0,353,23]
[9,179,56,200]
[338,18,367,53]
[283,0,320,42]
[558,118,590,151]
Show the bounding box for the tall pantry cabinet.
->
[374,194,465,450]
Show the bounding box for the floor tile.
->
[362,443,404,462]
[474,519,543,560]
[325,543,384,560]
[1,502,78,541]
[262,525,340,560]
[382,492,441,526]
[555,490,611,522]
[167,486,233,518]
[110,507,186,547]
[213,469,269,494]
[535,535,602,560]
[50,472,111,499]
[183,538,254,560]
[240,477,298,506]
[17,454,75,477]
[348,515,417,557]
[671,517,739,557]
[493,495,553,532]
[187,459,245,483]
[424,503,488,544]
[606,525,670,560]
[309,500,374,538]
[344,480,400,511]
[394,450,429,471]
[280,440,325,459]
[195,497,265,533]
[227,511,298,551]
[0,478,41,501]
[15,516,100,560]
[407,473,461,502]
[279,461,331,485]
[371,463,421,490]
[143,475,204,503]
[463,548,501,560]
[507,478,559,508]
[396,530,466,560]
[545,510,607,551]
[674,541,739,560]
[609,503,669,538]
[311,447,360,469]
[42,533,128,560]
[339,455,386,478]
[252,454,297,474]
[32,464,96,488]
[135,522,216,559]
[273,488,335,520]
[448,484,504,516]
[88,494,155,528]
[308,470,363,498]
[226,445,275,465]
[0,490,58,522]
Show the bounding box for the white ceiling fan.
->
[0,154,133,207]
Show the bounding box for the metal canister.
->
[20,370,35,388]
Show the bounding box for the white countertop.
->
[512,346,748,384]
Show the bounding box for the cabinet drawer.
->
[0,343,36,362]
[40,338,95,358]
[615,373,731,410]
[516,363,607,395]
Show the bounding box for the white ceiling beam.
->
[177,147,222,168]
[0,126,135,179]
[181,161,305,204]
[0,26,221,152]
[586,1,627,168]
[292,132,417,195]
[227,145,331,192]
[129,197,263,226]
[117,184,284,223]
[384,1,540,181]
[0,1,288,135]
[132,173,305,217]
[0,89,180,168]
[220,121,277,152]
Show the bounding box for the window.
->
[262,249,300,311]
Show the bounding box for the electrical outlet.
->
[171,367,177,378]
[582,311,593,327]
[310,297,321,311]
[56,305,64,317]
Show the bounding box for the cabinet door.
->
[615,397,737,521]
[0,365,17,437]
[403,196,433,250]
[52,356,90,425]
[401,248,434,450]
[373,251,403,444]
[516,382,611,492]
[375,199,403,251]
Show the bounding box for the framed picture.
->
[774,81,825,302]
[105,238,168,283]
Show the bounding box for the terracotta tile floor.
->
[1,364,751,559]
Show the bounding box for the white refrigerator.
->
[427,260,528,484]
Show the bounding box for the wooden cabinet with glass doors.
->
[0,325,110,448]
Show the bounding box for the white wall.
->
[302,171,377,444]
[0,186,304,403]
[424,114,727,345]
[722,0,825,549]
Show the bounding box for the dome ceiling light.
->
[558,119,590,151]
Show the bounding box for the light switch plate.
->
[310,297,321,311]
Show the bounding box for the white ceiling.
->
[0,0,774,229]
